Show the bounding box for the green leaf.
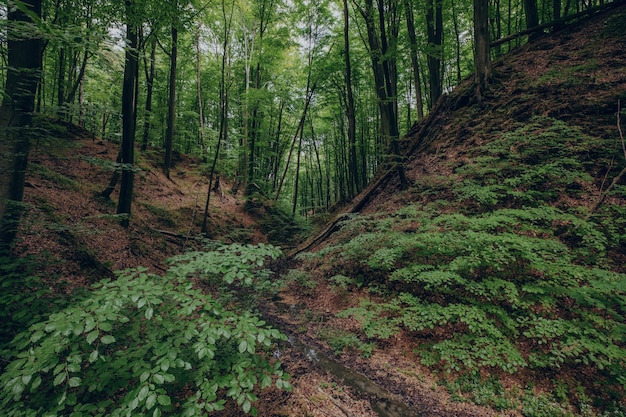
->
[153,374,165,384]
[53,372,66,387]
[31,375,42,391]
[89,350,99,363]
[138,385,150,401]
[157,395,171,406]
[140,370,151,383]
[145,307,154,320]
[68,377,82,387]
[239,340,248,353]
[100,335,116,344]
[146,393,157,409]
[86,330,99,344]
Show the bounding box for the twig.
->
[588,100,626,216]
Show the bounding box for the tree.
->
[403,0,424,121]
[116,0,140,228]
[355,0,407,188]
[523,0,540,40]
[0,0,43,248]
[426,0,443,107]
[343,0,359,196]
[163,19,178,179]
[473,0,491,103]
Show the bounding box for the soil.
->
[11,3,626,416]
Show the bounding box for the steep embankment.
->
[281,5,626,417]
[17,122,266,287]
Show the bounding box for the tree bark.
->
[116,12,139,229]
[164,24,178,179]
[426,0,443,107]
[343,0,359,196]
[141,36,156,152]
[523,0,541,40]
[474,0,492,103]
[403,0,424,121]
[0,0,43,248]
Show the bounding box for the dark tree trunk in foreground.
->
[474,0,492,103]
[116,15,139,229]
[426,0,443,107]
[523,0,541,40]
[0,0,43,248]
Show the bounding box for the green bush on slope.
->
[307,117,626,407]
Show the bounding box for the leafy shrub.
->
[317,328,374,358]
[0,254,61,349]
[0,244,290,416]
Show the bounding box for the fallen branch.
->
[491,0,626,48]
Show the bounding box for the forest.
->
[1,0,626,415]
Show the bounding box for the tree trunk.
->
[116,14,139,229]
[524,0,541,39]
[360,0,407,189]
[426,0,443,107]
[343,0,359,196]
[195,25,206,160]
[403,0,424,121]
[0,0,43,248]
[164,24,178,179]
[474,0,491,103]
[141,36,156,152]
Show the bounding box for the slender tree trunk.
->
[292,119,304,216]
[164,24,178,179]
[100,150,122,199]
[195,25,206,160]
[141,37,156,152]
[451,0,462,84]
[0,0,43,248]
[524,0,541,40]
[343,0,359,195]
[426,0,443,107]
[274,83,316,202]
[360,0,407,188]
[403,0,424,121]
[474,0,492,103]
[57,46,66,117]
[116,13,139,229]
[553,0,563,30]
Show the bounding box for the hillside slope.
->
[281,4,626,416]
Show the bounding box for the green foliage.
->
[308,118,626,408]
[0,244,290,416]
[0,254,61,349]
[453,117,603,211]
[244,194,310,247]
[441,371,515,410]
[317,328,374,358]
[29,163,81,191]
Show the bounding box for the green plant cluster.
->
[313,117,626,408]
[0,244,290,416]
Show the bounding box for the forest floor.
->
[12,3,626,417]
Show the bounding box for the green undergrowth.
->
[0,243,290,416]
[297,117,626,413]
